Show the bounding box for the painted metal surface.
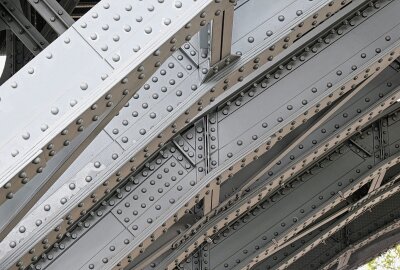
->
[1,0,400,270]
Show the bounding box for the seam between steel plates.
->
[71,27,115,64]
[0,1,352,268]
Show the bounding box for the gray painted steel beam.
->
[252,172,400,270]
[321,218,400,270]
[27,0,74,35]
[3,0,400,269]
[0,1,356,268]
[0,0,344,236]
[25,8,400,270]
[136,1,400,267]
[326,221,400,270]
[0,0,48,54]
[8,1,400,268]
[156,91,400,270]
[0,0,80,85]
[0,0,232,236]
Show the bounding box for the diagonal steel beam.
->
[0,0,346,223]
[152,41,400,266]
[0,1,356,268]
[0,0,48,55]
[238,73,379,193]
[8,1,400,268]
[271,177,400,270]
[14,3,400,268]
[0,0,233,216]
[27,0,75,35]
[321,217,400,270]
[155,79,400,270]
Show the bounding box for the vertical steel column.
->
[201,4,239,81]
[209,5,234,66]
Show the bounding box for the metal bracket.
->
[200,5,240,82]
[368,172,386,193]
[203,181,220,214]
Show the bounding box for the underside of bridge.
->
[1,0,400,270]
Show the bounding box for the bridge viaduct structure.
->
[1,0,400,269]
